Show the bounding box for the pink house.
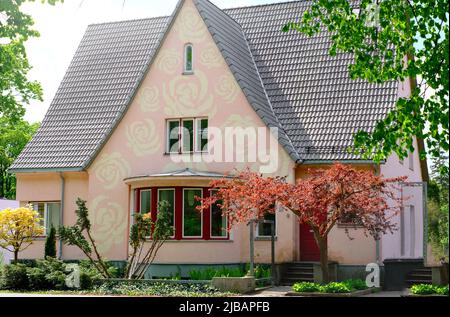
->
[10,0,428,286]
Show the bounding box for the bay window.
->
[211,198,227,238]
[183,189,202,238]
[31,202,61,236]
[158,189,175,236]
[134,187,227,240]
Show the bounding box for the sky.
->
[22,0,287,123]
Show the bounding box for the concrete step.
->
[284,272,314,278]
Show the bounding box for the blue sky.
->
[22,0,293,123]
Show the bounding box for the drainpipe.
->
[59,173,65,259]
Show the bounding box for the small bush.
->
[27,267,50,290]
[2,264,29,290]
[435,285,449,296]
[292,282,321,293]
[411,284,449,295]
[78,260,103,290]
[343,279,367,290]
[320,282,352,293]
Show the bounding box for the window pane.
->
[158,189,175,236]
[33,203,45,229]
[168,121,180,153]
[258,213,276,237]
[182,120,194,152]
[196,118,208,152]
[185,45,193,72]
[183,189,202,237]
[211,199,227,237]
[140,190,151,214]
[47,203,61,233]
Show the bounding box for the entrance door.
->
[300,224,321,261]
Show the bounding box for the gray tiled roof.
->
[11,0,398,171]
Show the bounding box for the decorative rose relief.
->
[93,152,131,190]
[200,43,223,69]
[215,74,239,104]
[155,49,181,75]
[126,119,161,157]
[175,6,207,43]
[163,69,216,117]
[138,86,160,113]
[90,195,127,254]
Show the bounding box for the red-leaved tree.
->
[198,164,406,283]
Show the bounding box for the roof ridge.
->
[86,0,304,28]
[224,0,304,12]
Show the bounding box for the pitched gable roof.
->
[194,0,299,162]
[11,0,399,172]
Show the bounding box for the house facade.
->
[10,0,428,279]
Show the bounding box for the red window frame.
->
[133,186,229,241]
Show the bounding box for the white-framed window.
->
[182,188,203,238]
[184,43,193,73]
[210,190,227,238]
[196,118,208,152]
[158,188,176,237]
[167,119,181,153]
[31,202,61,236]
[166,118,208,154]
[257,213,276,237]
[182,118,194,153]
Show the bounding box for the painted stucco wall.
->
[15,172,89,260]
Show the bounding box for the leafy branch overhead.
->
[283,0,449,168]
[0,0,63,121]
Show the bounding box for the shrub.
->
[45,226,57,258]
[292,282,321,293]
[188,266,246,280]
[343,279,367,290]
[27,267,50,290]
[78,260,103,290]
[411,284,449,295]
[2,264,29,290]
[436,285,449,296]
[320,282,352,293]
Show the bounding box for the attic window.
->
[184,44,193,74]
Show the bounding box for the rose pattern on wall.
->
[93,152,131,190]
[162,69,216,117]
[175,6,207,43]
[215,74,239,104]
[155,48,181,75]
[138,86,160,113]
[200,43,223,69]
[126,119,161,157]
[90,195,127,254]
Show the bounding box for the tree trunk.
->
[14,250,19,264]
[317,237,329,284]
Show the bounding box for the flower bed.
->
[287,280,379,297]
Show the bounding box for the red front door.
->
[300,224,321,261]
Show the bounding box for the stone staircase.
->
[406,267,432,286]
[281,262,314,286]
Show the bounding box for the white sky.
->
[22,0,287,123]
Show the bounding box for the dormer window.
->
[184,44,193,74]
